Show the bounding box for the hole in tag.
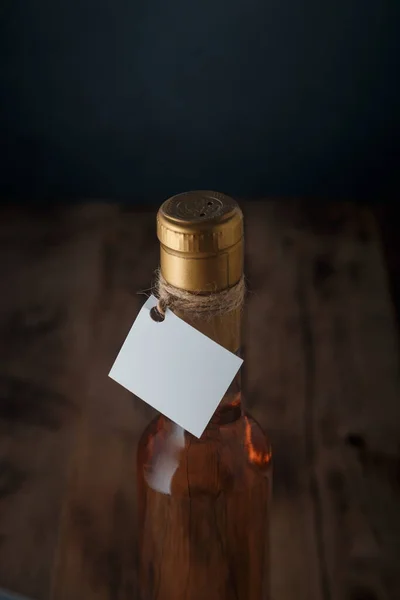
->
[150,306,165,322]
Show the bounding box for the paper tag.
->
[109,295,243,437]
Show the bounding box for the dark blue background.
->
[1,0,399,202]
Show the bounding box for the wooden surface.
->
[0,201,399,600]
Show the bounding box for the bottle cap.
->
[157,191,243,255]
[157,191,243,292]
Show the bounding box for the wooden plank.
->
[51,208,158,599]
[246,201,400,600]
[296,203,400,600]
[244,202,323,600]
[0,204,117,599]
[245,201,400,600]
[0,201,399,600]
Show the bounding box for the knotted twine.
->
[152,270,246,321]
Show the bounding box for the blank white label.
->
[109,295,243,437]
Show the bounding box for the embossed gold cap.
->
[157,191,243,292]
[157,191,243,254]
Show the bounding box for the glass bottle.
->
[137,191,272,600]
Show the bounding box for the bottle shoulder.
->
[137,413,272,496]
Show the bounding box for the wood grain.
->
[0,201,398,600]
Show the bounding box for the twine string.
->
[151,271,245,321]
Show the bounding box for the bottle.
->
[137,191,272,600]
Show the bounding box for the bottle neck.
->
[159,240,244,434]
[175,307,243,432]
[176,306,241,353]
